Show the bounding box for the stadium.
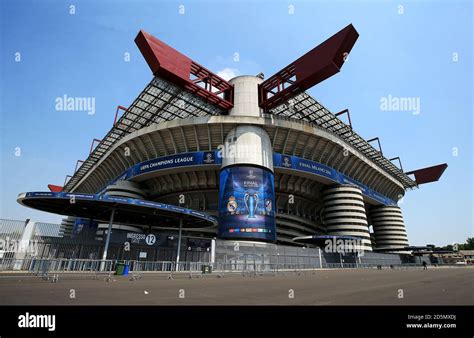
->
[13,24,447,267]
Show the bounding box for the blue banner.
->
[131,151,219,177]
[273,153,396,206]
[98,151,221,195]
[94,150,396,206]
[218,166,276,242]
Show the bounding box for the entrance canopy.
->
[17,192,217,229]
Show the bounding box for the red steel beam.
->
[47,184,63,192]
[259,24,359,110]
[135,30,234,110]
[405,163,448,185]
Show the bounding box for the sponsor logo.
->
[228,228,270,234]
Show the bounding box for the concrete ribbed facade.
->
[322,185,372,251]
[369,205,409,250]
[103,181,145,200]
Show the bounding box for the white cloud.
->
[216,68,239,81]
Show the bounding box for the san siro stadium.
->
[10,24,448,270]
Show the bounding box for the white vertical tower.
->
[228,75,263,117]
[218,75,276,242]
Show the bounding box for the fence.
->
[0,219,456,276]
[1,257,460,278]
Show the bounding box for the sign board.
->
[218,166,276,242]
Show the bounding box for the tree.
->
[433,238,474,251]
[458,237,474,250]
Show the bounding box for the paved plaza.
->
[0,267,472,305]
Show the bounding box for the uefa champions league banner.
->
[97,151,221,194]
[273,153,396,206]
[131,151,220,177]
[96,150,394,206]
[218,166,276,242]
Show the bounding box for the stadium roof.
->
[63,77,225,191]
[61,25,444,193]
[63,79,417,192]
[268,92,418,188]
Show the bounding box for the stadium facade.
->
[16,24,447,261]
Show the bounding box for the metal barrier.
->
[0,258,469,277]
[0,258,115,275]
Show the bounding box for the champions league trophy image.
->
[244,192,258,218]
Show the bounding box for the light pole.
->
[175,218,183,271]
[318,247,322,269]
[101,206,115,271]
[276,253,279,273]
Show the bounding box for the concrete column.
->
[369,205,409,251]
[228,75,263,117]
[322,185,373,252]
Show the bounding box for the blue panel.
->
[131,151,219,177]
[273,153,397,206]
[72,218,98,236]
[97,151,221,195]
[218,166,276,242]
[92,150,396,206]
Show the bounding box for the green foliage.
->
[458,237,474,250]
[434,237,474,251]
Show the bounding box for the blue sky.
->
[0,0,472,246]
